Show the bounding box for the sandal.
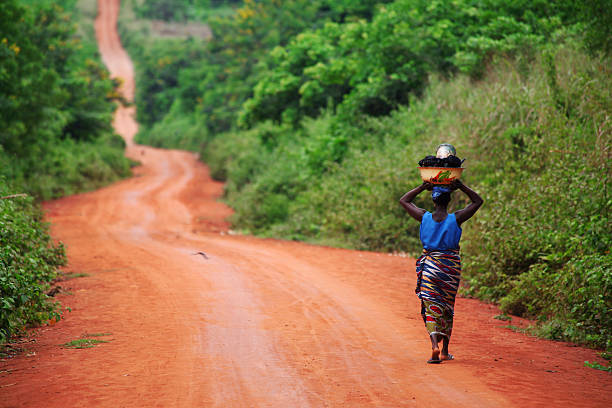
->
[428,348,441,364]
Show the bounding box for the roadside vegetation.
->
[1,0,131,343]
[124,0,611,350]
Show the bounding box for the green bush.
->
[241,0,576,125]
[578,0,612,55]
[137,112,209,151]
[135,0,241,22]
[0,181,66,343]
[500,255,611,349]
[1,0,132,199]
[136,0,191,21]
[201,123,272,183]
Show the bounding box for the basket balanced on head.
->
[417,143,464,184]
[418,167,464,184]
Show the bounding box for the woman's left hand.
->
[422,181,434,191]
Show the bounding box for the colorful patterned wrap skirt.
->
[415,249,461,339]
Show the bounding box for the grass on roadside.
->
[62,333,112,349]
[584,360,612,372]
[60,272,90,280]
[81,332,112,337]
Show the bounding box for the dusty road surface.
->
[1,0,611,407]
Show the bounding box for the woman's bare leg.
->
[441,336,454,360]
[430,334,441,361]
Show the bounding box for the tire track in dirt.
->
[1,1,610,407]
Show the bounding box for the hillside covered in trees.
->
[1,0,131,342]
[123,0,611,351]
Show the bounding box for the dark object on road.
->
[193,251,209,259]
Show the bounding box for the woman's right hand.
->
[453,180,484,225]
[450,179,463,191]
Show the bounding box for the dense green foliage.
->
[0,183,66,343]
[127,1,611,349]
[1,0,131,199]
[121,0,394,135]
[242,0,578,125]
[1,0,131,342]
[579,0,612,55]
[135,0,240,21]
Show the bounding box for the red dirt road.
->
[1,1,610,406]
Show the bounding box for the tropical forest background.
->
[1,0,610,354]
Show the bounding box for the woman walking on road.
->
[400,180,483,363]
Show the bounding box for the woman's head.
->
[432,186,451,206]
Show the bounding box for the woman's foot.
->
[441,353,454,361]
[427,348,441,364]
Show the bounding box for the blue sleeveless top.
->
[419,212,462,250]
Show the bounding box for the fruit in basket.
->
[418,154,462,168]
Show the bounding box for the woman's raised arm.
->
[399,182,432,222]
[451,180,483,225]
